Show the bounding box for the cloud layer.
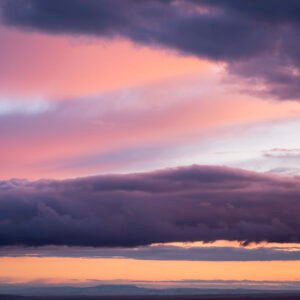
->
[3,244,300,261]
[1,165,300,247]
[1,0,300,99]
[1,75,299,180]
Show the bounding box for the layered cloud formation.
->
[1,0,300,99]
[1,1,300,179]
[1,165,300,247]
[1,76,300,180]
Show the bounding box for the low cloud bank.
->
[1,165,300,247]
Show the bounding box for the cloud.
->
[2,244,300,261]
[1,0,300,99]
[0,0,279,60]
[263,148,300,159]
[1,165,300,247]
[0,98,53,115]
[2,76,297,180]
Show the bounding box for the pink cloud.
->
[0,76,299,179]
[0,26,208,99]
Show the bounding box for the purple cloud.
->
[1,165,300,247]
[1,0,300,99]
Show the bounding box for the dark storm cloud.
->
[200,0,300,22]
[1,165,300,247]
[1,0,300,99]
[0,0,275,61]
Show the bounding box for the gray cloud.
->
[2,244,300,261]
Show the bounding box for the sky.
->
[1,0,300,291]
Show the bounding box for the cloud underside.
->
[1,165,300,247]
[1,0,300,99]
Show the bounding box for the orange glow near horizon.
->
[1,257,300,283]
[153,240,300,250]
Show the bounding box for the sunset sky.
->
[1,0,300,290]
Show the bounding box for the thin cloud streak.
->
[2,243,300,261]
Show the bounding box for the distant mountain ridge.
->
[1,284,300,297]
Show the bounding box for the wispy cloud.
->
[0,98,54,115]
